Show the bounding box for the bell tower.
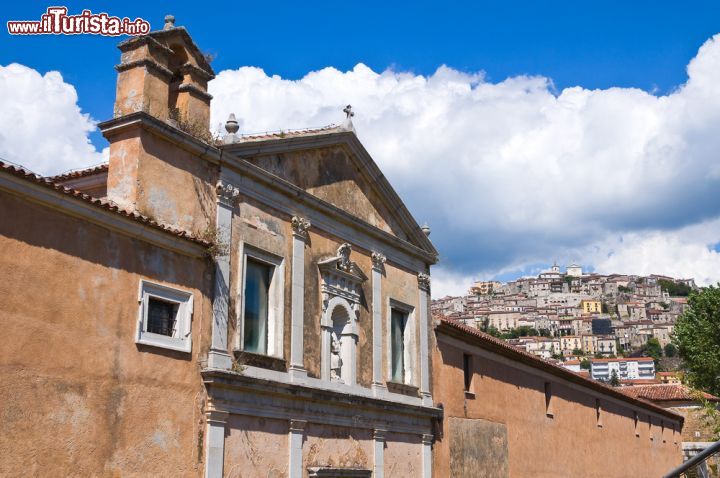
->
[101,15,218,234]
[113,14,214,129]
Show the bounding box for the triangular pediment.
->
[222,131,437,258]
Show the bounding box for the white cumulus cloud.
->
[0,63,104,176]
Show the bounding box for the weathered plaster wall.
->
[302,423,372,475]
[383,431,422,477]
[246,146,408,240]
[0,192,212,476]
[224,415,289,478]
[432,333,684,478]
[106,127,217,234]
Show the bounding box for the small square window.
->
[136,280,193,353]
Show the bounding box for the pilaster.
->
[290,216,311,380]
[208,180,237,370]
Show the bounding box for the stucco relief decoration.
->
[291,215,311,239]
[418,272,431,292]
[216,180,239,207]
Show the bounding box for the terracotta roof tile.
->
[49,163,109,181]
[1,161,209,247]
[621,384,719,402]
[229,125,342,143]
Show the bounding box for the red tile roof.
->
[435,316,682,421]
[49,163,109,181]
[622,384,719,403]
[1,161,209,247]
[229,125,341,143]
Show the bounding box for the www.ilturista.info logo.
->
[7,7,151,36]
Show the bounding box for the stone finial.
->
[421,222,431,237]
[291,216,311,239]
[371,252,386,271]
[223,113,240,144]
[343,105,354,119]
[163,15,176,30]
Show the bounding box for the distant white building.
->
[590,357,655,381]
[566,263,583,277]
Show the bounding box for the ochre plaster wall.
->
[432,333,684,478]
[0,192,212,476]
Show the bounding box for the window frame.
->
[387,298,416,386]
[136,280,193,353]
[236,243,285,359]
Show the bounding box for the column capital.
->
[371,251,387,272]
[205,407,229,425]
[289,419,307,433]
[216,180,239,207]
[418,272,431,292]
[373,428,387,441]
[421,433,434,445]
[291,215,311,240]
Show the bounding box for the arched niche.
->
[318,244,367,386]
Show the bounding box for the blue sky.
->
[4,1,720,142]
[3,2,720,296]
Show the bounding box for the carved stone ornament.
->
[337,243,352,272]
[291,216,311,239]
[418,272,431,291]
[216,180,239,206]
[371,252,386,270]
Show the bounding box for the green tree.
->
[664,343,678,358]
[580,358,591,370]
[644,337,663,362]
[572,348,583,356]
[658,278,692,296]
[609,370,620,387]
[674,285,720,395]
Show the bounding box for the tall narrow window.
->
[391,308,408,383]
[634,412,640,437]
[243,258,272,354]
[463,354,473,392]
[545,382,554,417]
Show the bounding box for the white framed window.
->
[236,244,285,358]
[136,280,193,353]
[387,299,416,386]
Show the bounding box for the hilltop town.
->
[432,264,696,384]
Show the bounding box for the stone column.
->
[418,273,432,406]
[373,428,386,478]
[208,180,238,370]
[288,419,307,478]
[422,433,433,478]
[371,252,386,396]
[204,408,229,478]
[289,216,311,380]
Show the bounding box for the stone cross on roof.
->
[341,105,355,133]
